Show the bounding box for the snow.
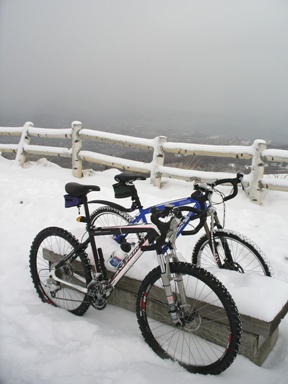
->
[0,156,287,384]
[0,127,23,135]
[211,270,287,322]
[29,127,72,138]
[80,150,152,171]
[158,164,234,181]
[262,176,288,188]
[163,141,255,156]
[80,128,154,149]
[262,148,288,161]
[24,145,72,156]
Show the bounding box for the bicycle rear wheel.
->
[192,229,272,276]
[90,206,132,228]
[136,262,242,375]
[29,227,92,315]
[90,206,141,244]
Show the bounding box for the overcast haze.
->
[0,0,288,143]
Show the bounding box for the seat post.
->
[82,197,92,229]
[82,197,102,273]
[132,187,143,209]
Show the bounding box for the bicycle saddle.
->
[114,172,147,183]
[65,182,100,197]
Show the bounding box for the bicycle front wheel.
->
[136,262,242,375]
[192,229,272,276]
[29,227,92,315]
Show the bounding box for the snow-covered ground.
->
[0,156,287,384]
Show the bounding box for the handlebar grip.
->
[192,173,244,203]
[181,221,205,236]
[145,205,181,253]
[213,173,243,202]
[212,172,243,187]
[178,206,207,235]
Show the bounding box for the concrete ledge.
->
[107,273,288,366]
[240,308,286,366]
[43,249,288,365]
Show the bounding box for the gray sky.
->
[0,0,288,143]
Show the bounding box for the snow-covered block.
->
[211,270,288,324]
[107,270,288,366]
[211,270,288,365]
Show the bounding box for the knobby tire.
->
[192,229,272,276]
[136,262,242,375]
[29,227,92,316]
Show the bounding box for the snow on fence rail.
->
[1,121,288,204]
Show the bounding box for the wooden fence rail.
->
[1,121,288,204]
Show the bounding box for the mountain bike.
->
[29,182,242,375]
[88,172,272,276]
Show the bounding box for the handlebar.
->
[149,205,181,234]
[211,172,243,202]
[141,204,208,252]
[141,205,182,253]
[177,206,207,235]
[191,172,244,204]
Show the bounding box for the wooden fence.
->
[1,121,288,204]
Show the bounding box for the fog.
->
[0,0,288,143]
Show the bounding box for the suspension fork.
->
[157,253,187,326]
[205,208,234,267]
[204,208,222,266]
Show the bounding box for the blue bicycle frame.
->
[88,171,242,248]
[128,196,204,236]
[88,195,208,251]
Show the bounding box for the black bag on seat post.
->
[113,183,134,199]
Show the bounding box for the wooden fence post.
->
[150,136,167,187]
[247,139,267,204]
[15,121,33,166]
[71,121,83,178]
